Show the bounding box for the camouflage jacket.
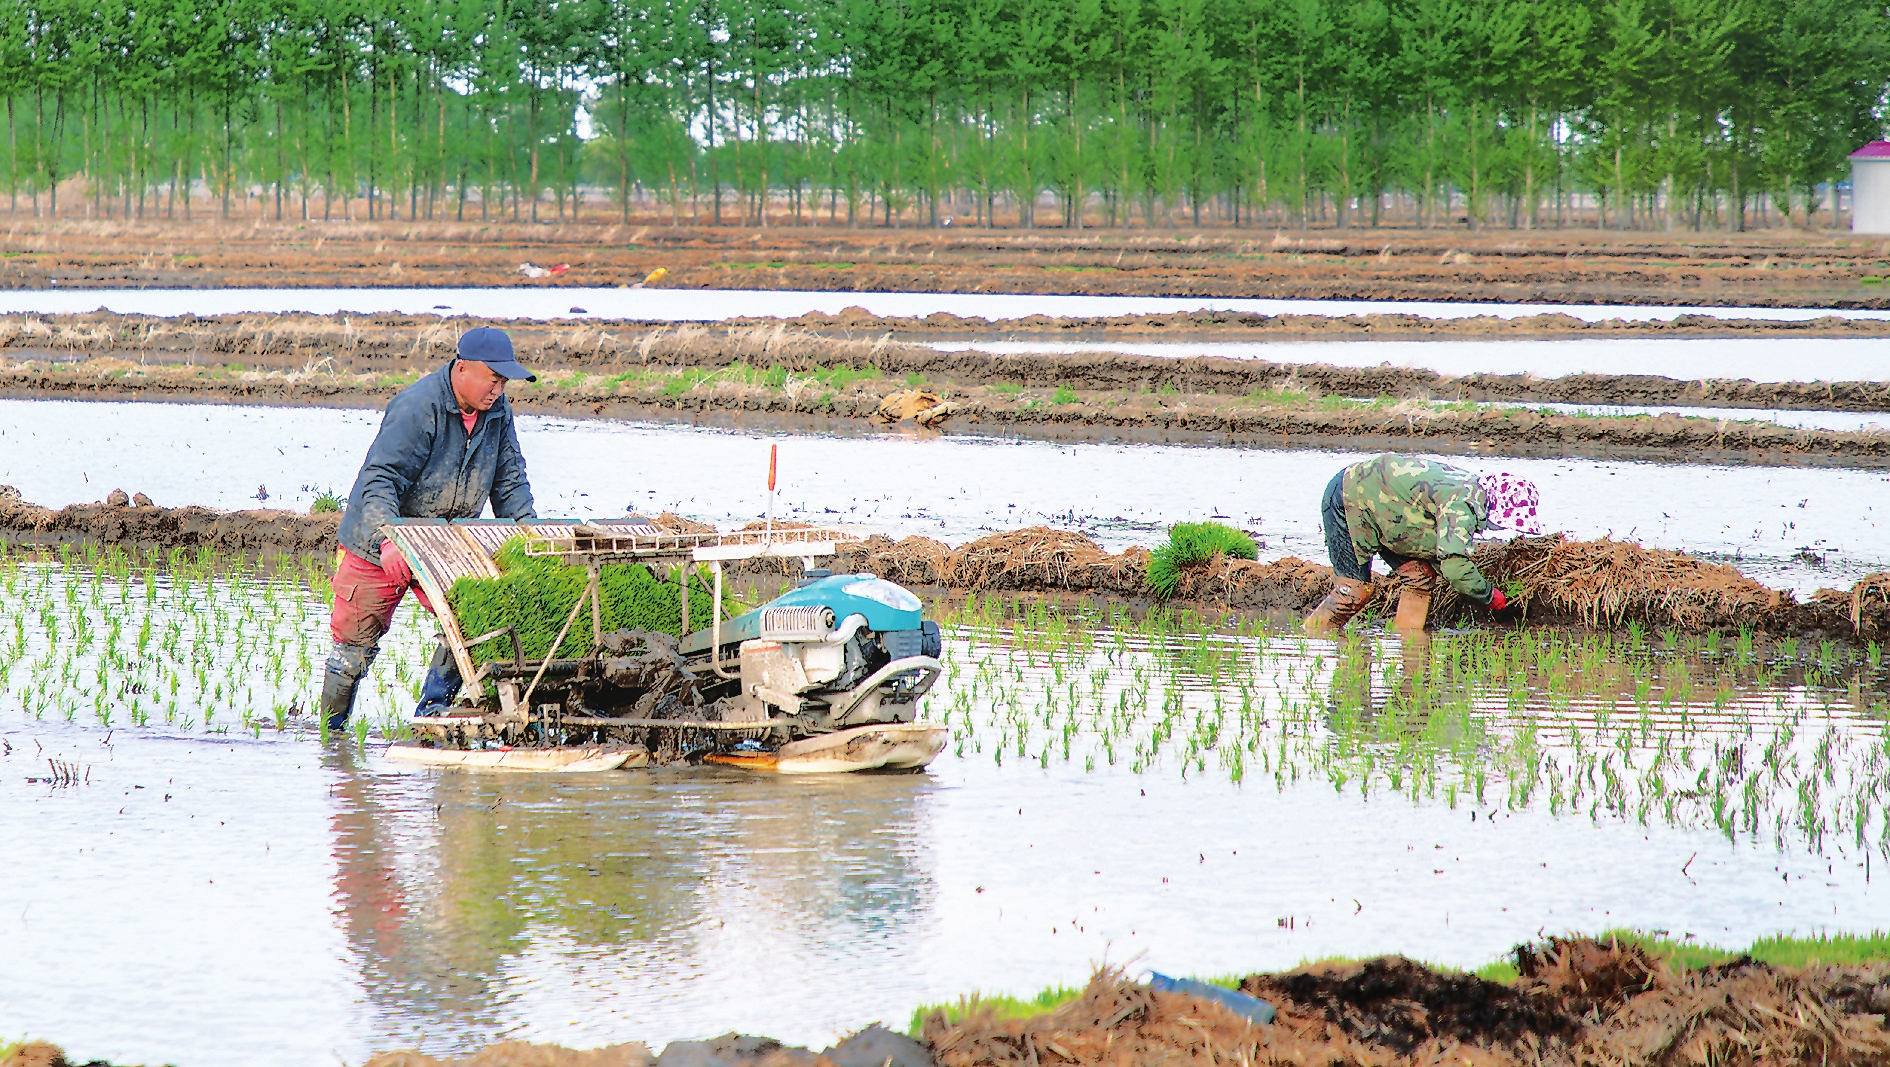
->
[1340,453,1494,602]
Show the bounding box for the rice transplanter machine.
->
[378,517,946,774]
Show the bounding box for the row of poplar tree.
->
[2,0,1885,229]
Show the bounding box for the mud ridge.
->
[8,216,1890,308]
[0,485,338,559]
[5,491,1878,641]
[6,355,1890,469]
[9,310,1890,413]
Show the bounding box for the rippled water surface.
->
[4,286,1890,324]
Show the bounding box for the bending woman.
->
[1304,453,1542,633]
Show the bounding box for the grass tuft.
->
[1146,521,1258,598]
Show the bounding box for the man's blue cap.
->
[457,327,536,381]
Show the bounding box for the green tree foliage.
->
[0,0,1883,229]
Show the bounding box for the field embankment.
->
[13,937,1885,1066]
[5,490,1886,641]
[4,313,1889,465]
[8,218,1890,308]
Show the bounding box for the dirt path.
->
[8,217,1890,308]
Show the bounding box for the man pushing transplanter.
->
[321,327,539,730]
[1304,453,1543,634]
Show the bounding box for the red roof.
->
[1851,141,1890,159]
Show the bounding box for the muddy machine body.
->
[380,518,946,773]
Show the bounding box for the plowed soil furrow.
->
[7,218,1890,307]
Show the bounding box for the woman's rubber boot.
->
[415,642,462,717]
[1303,579,1375,635]
[1393,560,1435,632]
[321,642,379,732]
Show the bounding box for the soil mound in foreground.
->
[924,940,1890,1066]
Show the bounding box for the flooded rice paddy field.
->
[1482,401,1890,434]
[4,550,1889,1066]
[2,398,1886,596]
[8,286,1890,324]
[6,394,1890,1064]
[928,337,1890,384]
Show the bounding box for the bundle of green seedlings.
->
[444,537,731,665]
[1145,520,1258,598]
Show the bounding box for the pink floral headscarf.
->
[1478,472,1543,535]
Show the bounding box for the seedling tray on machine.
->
[381,518,861,745]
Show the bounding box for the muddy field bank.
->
[8,217,1890,307]
[6,350,1888,467]
[12,940,1890,1066]
[5,490,1887,642]
[10,311,1890,414]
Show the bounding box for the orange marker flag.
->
[767,444,778,492]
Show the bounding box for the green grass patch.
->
[1594,929,1890,973]
[445,538,729,664]
[661,368,720,396]
[309,489,344,514]
[906,984,1088,1035]
[1242,386,1311,405]
[1052,384,1079,405]
[992,381,1023,396]
[1146,521,1258,598]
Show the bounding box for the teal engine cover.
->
[682,573,923,654]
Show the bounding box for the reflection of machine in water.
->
[322,745,939,1055]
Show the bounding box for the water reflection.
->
[323,750,940,1056]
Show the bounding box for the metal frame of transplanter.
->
[380,517,862,739]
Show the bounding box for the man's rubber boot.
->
[1393,561,1436,632]
[415,641,462,717]
[1303,579,1375,635]
[321,642,379,731]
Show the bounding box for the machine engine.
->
[681,570,942,734]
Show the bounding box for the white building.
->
[1850,141,1890,233]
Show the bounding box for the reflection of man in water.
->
[321,328,539,730]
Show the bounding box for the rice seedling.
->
[924,594,1890,859]
[0,542,431,743]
